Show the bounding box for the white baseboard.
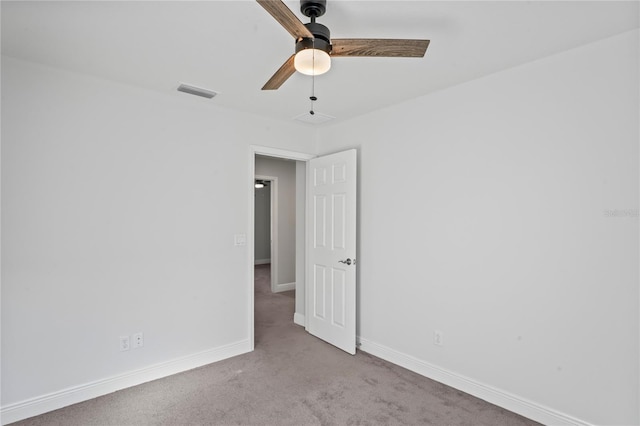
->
[1,339,252,425]
[254,258,271,265]
[357,337,593,426]
[293,313,305,327]
[273,281,295,293]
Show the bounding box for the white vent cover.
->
[293,112,335,125]
[177,83,218,99]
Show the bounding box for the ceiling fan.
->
[257,0,430,90]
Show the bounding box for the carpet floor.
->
[11,264,540,425]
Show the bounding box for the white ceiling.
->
[2,1,638,126]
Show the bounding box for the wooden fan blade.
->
[262,55,296,90]
[257,0,313,40]
[331,39,430,57]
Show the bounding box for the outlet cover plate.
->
[120,335,130,351]
[133,332,144,349]
[434,330,444,346]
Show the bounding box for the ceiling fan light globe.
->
[294,49,331,76]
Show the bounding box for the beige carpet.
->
[11,264,539,425]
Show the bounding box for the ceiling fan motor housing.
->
[301,0,326,18]
[296,22,332,54]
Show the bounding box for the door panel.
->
[332,269,346,327]
[313,265,326,319]
[306,149,357,355]
[314,195,327,248]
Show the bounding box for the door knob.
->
[339,258,352,266]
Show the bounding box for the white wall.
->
[317,30,639,426]
[255,156,297,287]
[0,56,309,421]
[254,185,271,263]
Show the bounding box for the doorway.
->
[255,156,298,294]
[248,146,358,355]
[248,146,315,351]
[254,174,281,293]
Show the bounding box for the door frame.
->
[254,174,279,292]
[248,146,316,350]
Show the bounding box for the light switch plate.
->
[234,234,246,246]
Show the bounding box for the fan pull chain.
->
[309,39,317,115]
[310,77,317,115]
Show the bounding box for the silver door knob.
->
[339,258,352,266]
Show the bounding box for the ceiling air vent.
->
[294,112,335,125]
[177,83,218,99]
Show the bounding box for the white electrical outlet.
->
[120,335,130,351]
[434,330,444,346]
[133,332,144,349]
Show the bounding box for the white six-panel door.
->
[306,149,357,355]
